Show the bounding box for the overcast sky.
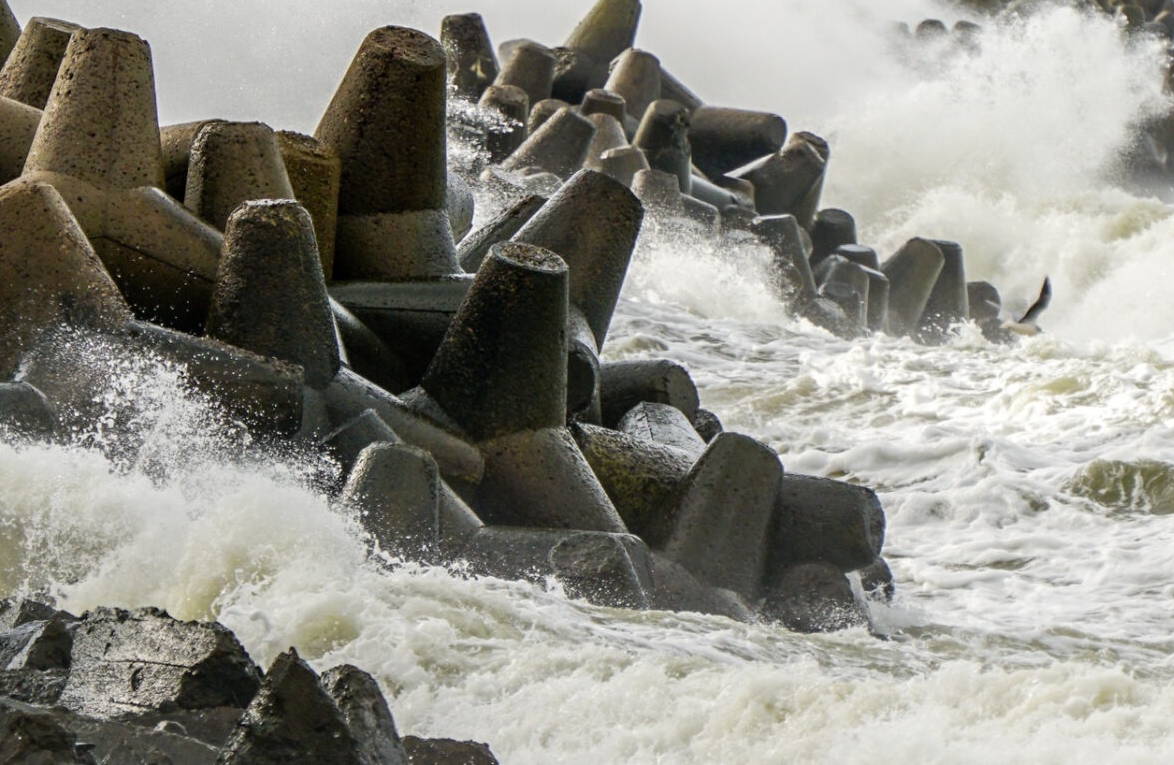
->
[6,0,953,134]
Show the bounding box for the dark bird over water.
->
[1002,277,1051,336]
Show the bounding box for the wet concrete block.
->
[500,105,597,180]
[761,562,869,633]
[322,367,484,484]
[598,145,650,187]
[688,105,787,180]
[603,48,661,123]
[582,113,629,173]
[857,556,896,602]
[691,408,723,442]
[513,169,644,349]
[809,208,857,267]
[219,648,355,765]
[494,40,556,110]
[330,299,411,394]
[563,0,642,78]
[0,181,133,379]
[550,46,598,104]
[322,408,401,478]
[658,65,704,113]
[631,167,683,216]
[315,27,459,281]
[184,120,294,231]
[59,607,261,720]
[646,552,753,621]
[881,237,945,337]
[478,83,529,164]
[633,98,692,194]
[730,131,829,228]
[458,193,546,273]
[459,526,651,609]
[661,433,782,601]
[476,426,628,533]
[571,421,694,546]
[915,239,969,344]
[968,279,1009,342]
[24,27,164,190]
[527,97,570,135]
[321,664,409,765]
[0,381,57,440]
[441,13,498,102]
[767,473,885,576]
[0,2,19,62]
[206,199,339,389]
[402,736,500,765]
[447,170,475,243]
[599,358,700,428]
[815,254,870,334]
[751,213,818,306]
[421,242,568,442]
[618,401,707,458]
[330,277,472,386]
[159,118,222,199]
[342,442,443,556]
[0,17,82,110]
[580,87,628,122]
[276,131,341,280]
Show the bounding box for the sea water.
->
[5,1,1174,762]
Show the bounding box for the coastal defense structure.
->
[0,0,1022,664]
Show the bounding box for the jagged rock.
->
[402,736,499,765]
[59,607,261,720]
[0,697,97,764]
[321,664,409,765]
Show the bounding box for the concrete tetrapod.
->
[15,28,223,333]
[0,1,18,62]
[184,121,295,232]
[730,131,829,228]
[441,12,498,102]
[660,432,783,602]
[341,441,483,560]
[766,473,885,575]
[599,357,700,428]
[421,241,569,442]
[751,213,818,306]
[603,48,661,124]
[276,130,341,280]
[0,17,82,110]
[688,105,787,180]
[915,238,969,344]
[205,200,340,389]
[632,98,692,194]
[478,83,530,164]
[0,96,40,183]
[513,169,644,349]
[493,40,556,110]
[0,181,132,379]
[881,237,945,337]
[528,97,570,135]
[457,193,546,273]
[314,26,460,281]
[500,105,597,180]
[563,0,642,81]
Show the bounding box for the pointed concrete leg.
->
[661,433,782,601]
[881,237,945,337]
[0,17,82,110]
[206,199,339,388]
[184,121,294,231]
[314,26,459,280]
[0,181,131,378]
[421,241,568,442]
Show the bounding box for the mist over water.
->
[5,1,1174,762]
